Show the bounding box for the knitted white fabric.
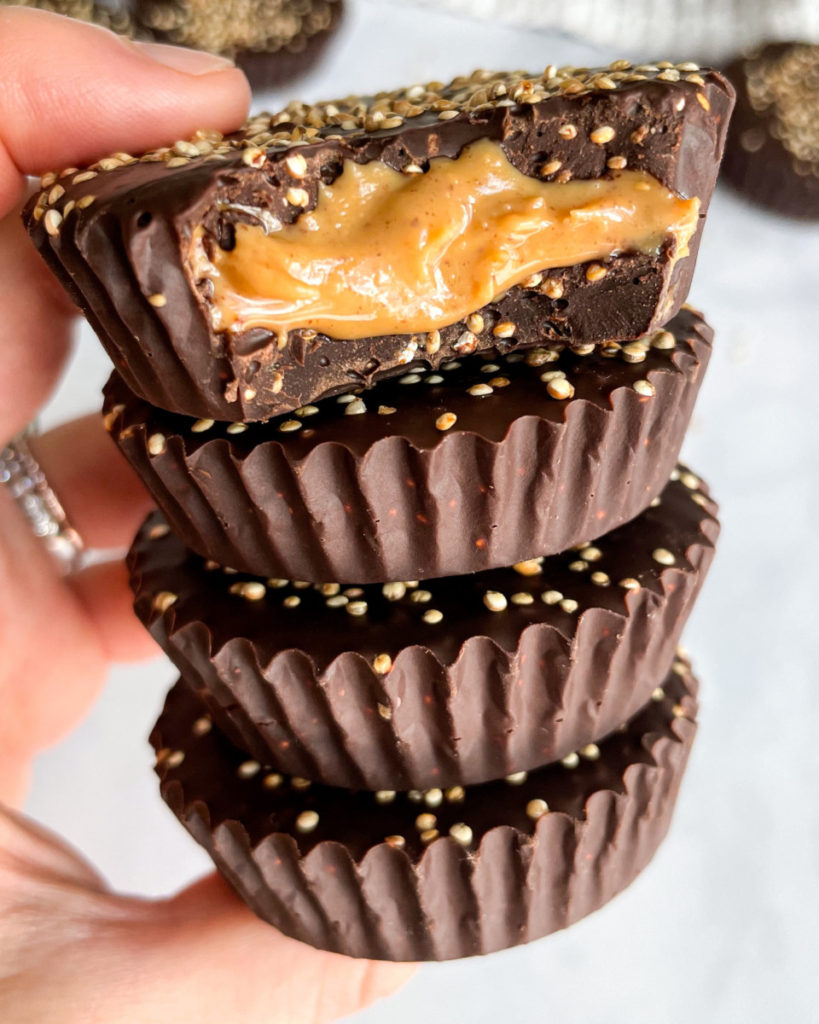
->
[394,0,819,63]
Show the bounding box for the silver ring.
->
[0,430,84,574]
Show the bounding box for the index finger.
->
[0,8,250,215]
[0,8,251,437]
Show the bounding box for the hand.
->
[0,10,415,1022]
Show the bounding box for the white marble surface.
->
[25,2,819,1021]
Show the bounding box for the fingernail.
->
[134,41,236,75]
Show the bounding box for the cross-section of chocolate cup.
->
[152,662,698,961]
[27,64,732,421]
[108,307,711,584]
[130,470,717,790]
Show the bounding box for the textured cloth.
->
[397,0,819,63]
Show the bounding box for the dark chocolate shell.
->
[131,469,717,790]
[152,661,698,961]
[722,43,819,219]
[28,65,732,420]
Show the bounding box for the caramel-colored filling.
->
[194,139,700,340]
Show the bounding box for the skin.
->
[0,10,415,1022]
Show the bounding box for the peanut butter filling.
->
[193,139,700,341]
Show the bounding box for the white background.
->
[26,2,819,1021]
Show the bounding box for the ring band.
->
[0,431,84,574]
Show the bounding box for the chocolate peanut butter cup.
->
[28,63,732,421]
[130,469,717,790]
[151,660,699,961]
[135,0,344,91]
[7,1,342,87]
[5,1,140,37]
[107,307,712,584]
[722,42,819,219]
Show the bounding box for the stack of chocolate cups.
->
[26,61,734,961]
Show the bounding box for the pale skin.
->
[0,10,415,1022]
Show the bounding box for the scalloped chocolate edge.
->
[28,68,732,420]
[230,3,344,91]
[130,470,718,789]
[109,308,712,583]
[152,666,699,961]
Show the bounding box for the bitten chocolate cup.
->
[107,307,712,584]
[27,63,732,421]
[152,661,699,962]
[130,469,717,791]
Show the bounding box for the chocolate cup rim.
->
[152,535,716,679]
[113,311,712,583]
[158,713,696,868]
[131,479,719,676]
[131,470,717,789]
[105,309,709,448]
[152,670,699,960]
